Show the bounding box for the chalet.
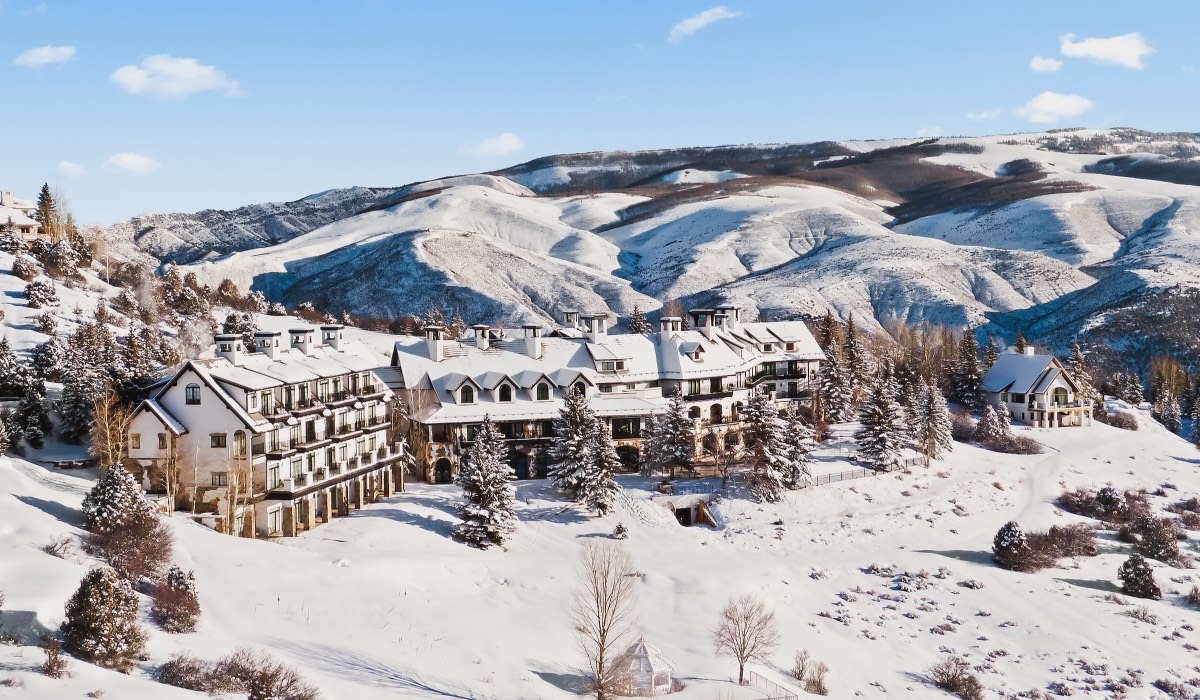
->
[126,325,407,537]
[982,347,1092,428]
[0,190,41,241]
[388,306,824,484]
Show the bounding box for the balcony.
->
[687,390,735,400]
[331,461,345,475]
[315,467,328,480]
[346,455,361,470]
[295,472,310,487]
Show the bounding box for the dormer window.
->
[498,385,512,402]
[785,342,795,351]
[536,383,550,401]
[461,385,475,404]
[692,351,703,362]
[185,383,201,405]
[572,381,586,396]
[219,342,233,352]
[600,360,626,372]
[762,343,774,353]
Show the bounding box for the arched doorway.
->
[709,404,723,424]
[433,458,452,484]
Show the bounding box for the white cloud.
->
[1059,32,1154,69]
[1029,55,1063,73]
[103,153,161,174]
[110,54,242,98]
[916,126,943,137]
[466,133,525,158]
[668,6,741,43]
[966,108,1001,121]
[56,160,86,177]
[1014,91,1094,124]
[12,44,76,67]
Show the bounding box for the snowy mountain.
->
[101,128,1200,357]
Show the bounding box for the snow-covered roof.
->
[613,636,675,686]
[0,206,37,228]
[138,399,187,435]
[983,352,1076,394]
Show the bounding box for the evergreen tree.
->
[893,355,921,413]
[656,389,695,479]
[1152,391,1182,434]
[0,339,22,396]
[0,417,9,454]
[1117,553,1161,600]
[778,406,813,489]
[34,183,55,227]
[11,254,37,281]
[579,416,622,516]
[627,305,651,334]
[952,330,984,411]
[982,335,999,371]
[637,414,664,476]
[1123,372,1145,405]
[151,566,201,634]
[816,310,840,350]
[446,310,466,340]
[819,342,852,423]
[1013,330,1028,354]
[854,374,907,470]
[60,567,147,671]
[912,380,953,466]
[548,386,597,499]
[453,417,517,547]
[842,313,870,403]
[1190,402,1200,449]
[29,337,66,381]
[992,521,1029,571]
[23,280,58,309]
[81,466,152,533]
[974,405,1010,443]
[742,387,789,502]
[222,312,256,352]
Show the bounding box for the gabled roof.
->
[509,369,553,389]
[983,353,1077,394]
[158,360,274,434]
[136,399,187,435]
[475,371,515,391]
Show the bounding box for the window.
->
[572,381,586,396]
[1011,393,1026,404]
[260,391,273,415]
[248,393,257,410]
[599,384,613,393]
[611,417,641,439]
[317,381,329,401]
[763,343,774,353]
[498,384,512,402]
[761,362,776,377]
[498,422,518,439]
[219,342,233,353]
[158,433,168,450]
[129,433,141,450]
[460,385,475,404]
[210,434,227,448]
[267,508,282,535]
[688,406,701,419]
[710,377,722,393]
[211,472,228,487]
[536,383,550,401]
[786,342,795,351]
[268,463,281,489]
[185,383,201,405]
[539,420,556,438]
[338,445,347,462]
[290,425,302,446]
[306,453,316,473]
[687,379,701,395]
[466,424,482,441]
[764,383,776,395]
[788,361,799,375]
[290,457,302,477]
[431,424,452,442]
[625,383,637,391]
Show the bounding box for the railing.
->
[812,468,877,485]
[331,461,345,475]
[295,473,310,487]
[346,456,361,469]
[745,670,798,700]
[315,468,327,480]
[1029,399,1084,410]
[361,452,374,465]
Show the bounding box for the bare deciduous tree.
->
[712,594,780,685]
[89,383,132,467]
[570,541,639,700]
[704,429,744,489]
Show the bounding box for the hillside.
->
[98,128,1200,358]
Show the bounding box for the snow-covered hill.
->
[99,128,1200,354]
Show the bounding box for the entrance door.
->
[433,458,452,484]
[513,453,529,479]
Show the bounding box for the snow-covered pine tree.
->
[0,417,9,454]
[657,389,695,479]
[983,335,999,371]
[1117,553,1161,600]
[11,254,38,281]
[0,339,22,397]
[742,387,789,502]
[548,386,597,499]
[59,356,105,444]
[1122,372,1145,405]
[1152,391,1182,434]
[842,313,870,403]
[579,416,622,516]
[627,305,651,334]
[222,312,257,353]
[973,405,1009,443]
[1191,403,1200,448]
[23,280,58,309]
[81,465,153,534]
[816,310,840,350]
[853,374,907,471]
[637,414,663,476]
[893,356,921,412]
[912,380,953,466]
[992,521,1029,571]
[151,565,201,633]
[60,567,147,671]
[447,310,466,340]
[952,330,984,411]
[819,342,852,423]
[778,406,814,489]
[1013,330,1028,354]
[453,416,517,547]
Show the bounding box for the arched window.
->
[710,404,723,423]
[536,383,550,401]
[460,385,475,404]
[185,383,201,405]
[573,381,586,396]
[688,406,701,420]
[233,430,247,458]
[498,384,512,402]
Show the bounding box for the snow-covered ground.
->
[3,409,1199,698]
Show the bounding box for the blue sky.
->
[5,1,1197,223]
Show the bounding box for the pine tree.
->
[816,310,839,350]
[627,305,651,334]
[854,375,907,470]
[0,417,9,454]
[579,416,622,516]
[1152,391,1182,434]
[992,521,1029,571]
[974,405,1010,443]
[982,335,999,371]
[1190,402,1200,449]
[151,565,201,634]
[548,386,597,499]
[819,342,852,423]
[912,380,953,466]
[656,389,695,479]
[81,466,152,533]
[742,387,789,502]
[0,338,22,396]
[23,280,58,309]
[952,330,984,411]
[637,414,664,476]
[447,310,466,340]
[11,254,38,280]
[34,183,55,227]
[843,313,870,403]
[453,417,517,547]
[1123,372,1145,405]
[1013,330,1028,354]
[778,406,813,489]
[60,567,147,671]
[1117,553,1161,600]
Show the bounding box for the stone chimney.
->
[1024,345,1036,356]
[253,331,283,360]
[320,324,345,351]
[472,324,491,351]
[523,324,543,359]
[582,313,608,344]
[289,327,316,355]
[425,325,445,362]
[689,309,716,340]
[215,333,244,366]
[0,192,12,208]
[562,310,581,330]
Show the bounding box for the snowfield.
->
[3,410,1200,698]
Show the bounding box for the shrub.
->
[23,281,58,309]
[1119,516,1181,563]
[12,255,39,282]
[949,410,975,442]
[40,636,69,678]
[927,655,984,700]
[1117,554,1161,600]
[60,567,147,672]
[85,511,173,581]
[151,566,200,633]
[1040,524,1097,558]
[1187,585,1200,606]
[1057,487,1150,524]
[211,647,321,700]
[1102,412,1139,431]
[43,534,76,560]
[805,662,829,696]
[992,521,1053,572]
[157,652,213,692]
[984,435,1043,455]
[1126,605,1158,624]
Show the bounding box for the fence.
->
[811,468,877,485]
[745,670,798,700]
[668,477,723,496]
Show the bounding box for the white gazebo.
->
[613,636,678,696]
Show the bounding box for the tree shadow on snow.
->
[352,505,456,538]
[531,667,592,694]
[269,640,499,699]
[914,549,994,566]
[0,610,55,646]
[14,494,82,527]
[1055,577,1120,593]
